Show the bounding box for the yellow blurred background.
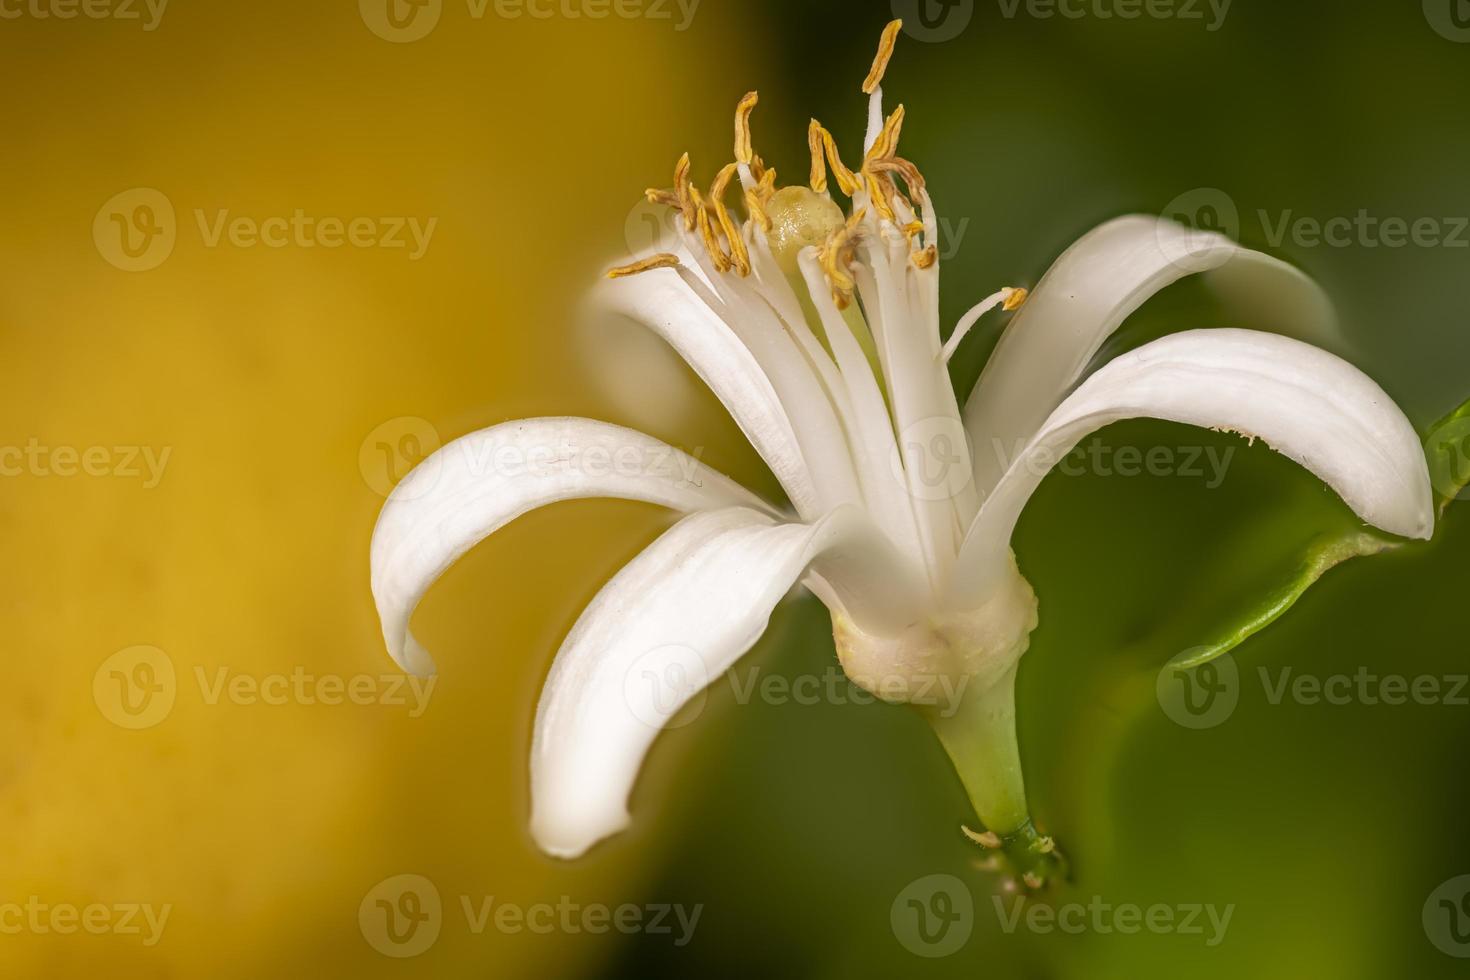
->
[0,2,769,975]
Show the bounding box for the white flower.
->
[369,21,1433,880]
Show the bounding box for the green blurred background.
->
[2,0,1468,977]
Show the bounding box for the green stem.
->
[920,666,1067,887]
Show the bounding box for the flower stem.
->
[920,666,1067,888]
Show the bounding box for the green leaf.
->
[1160,392,1470,671]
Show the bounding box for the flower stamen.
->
[862,19,903,95]
[734,91,759,165]
[606,252,681,278]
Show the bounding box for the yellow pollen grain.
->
[734,91,759,164]
[862,19,903,95]
[607,253,681,278]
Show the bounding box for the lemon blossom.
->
[369,22,1433,884]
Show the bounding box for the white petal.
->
[951,329,1433,603]
[370,418,773,676]
[530,505,920,858]
[963,215,1336,492]
[592,268,823,515]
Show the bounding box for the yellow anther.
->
[902,220,924,239]
[870,156,926,194]
[819,208,866,308]
[688,186,731,273]
[711,161,738,201]
[708,163,751,276]
[715,200,751,276]
[807,119,828,194]
[673,152,696,230]
[607,253,681,278]
[745,187,773,232]
[862,19,903,95]
[812,122,860,196]
[910,244,937,269]
[864,170,897,224]
[865,105,906,163]
[734,91,759,164]
[1002,287,1029,311]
